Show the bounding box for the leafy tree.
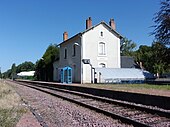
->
[42,44,59,65]
[152,0,170,45]
[2,61,35,79]
[34,44,59,81]
[165,47,170,72]
[11,63,17,79]
[42,44,59,81]
[34,59,46,81]
[152,42,169,74]
[16,61,35,73]
[134,45,153,70]
[2,69,11,79]
[134,42,169,75]
[120,37,137,56]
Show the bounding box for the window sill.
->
[98,54,107,57]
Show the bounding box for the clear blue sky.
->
[0,0,160,72]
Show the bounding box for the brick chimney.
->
[86,17,92,29]
[109,18,116,30]
[63,31,68,41]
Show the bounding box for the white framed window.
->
[98,42,106,55]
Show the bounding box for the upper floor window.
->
[101,31,103,37]
[64,48,67,59]
[72,44,76,56]
[98,42,106,55]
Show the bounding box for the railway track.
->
[13,80,170,127]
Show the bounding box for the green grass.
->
[108,84,170,90]
[81,83,170,91]
[77,83,170,96]
[0,80,26,127]
[0,108,26,127]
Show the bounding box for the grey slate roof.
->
[121,56,138,68]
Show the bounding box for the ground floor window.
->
[99,63,106,68]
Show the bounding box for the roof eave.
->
[101,22,123,39]
[57,21,123,46]
[58,33,82,46]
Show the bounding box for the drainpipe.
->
[80,34,83,84]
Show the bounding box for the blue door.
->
[60,66,72,84]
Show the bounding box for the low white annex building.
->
[53,17,122,83]
[17,71,35,77]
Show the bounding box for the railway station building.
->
[53,17,153,83]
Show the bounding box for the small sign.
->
[82,59,90,64]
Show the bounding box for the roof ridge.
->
[58,21,123,45]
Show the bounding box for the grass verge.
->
[0,80,26,127]
[82,83,170,91]
[77,83,170,97]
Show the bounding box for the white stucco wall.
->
[53,23,121,83]
[82,24,121,83]
[57,36,82,83]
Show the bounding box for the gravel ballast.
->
[8,81,132,127]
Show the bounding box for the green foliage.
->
[43,44,59,65]
[2,69,12,79]
[120,37,137,56]
[34,44,59,81]
[134,42,170,74]
[134,45,153,71]
[151,42,169,74]
[11,63,17,79]
[2,62,35,79]
[16,61,35,73]
[34,59,46,81]
[152,0,170,45]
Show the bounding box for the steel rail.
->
[14,81,148,127]
[12,80,170,127]
[16,80,170,118]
